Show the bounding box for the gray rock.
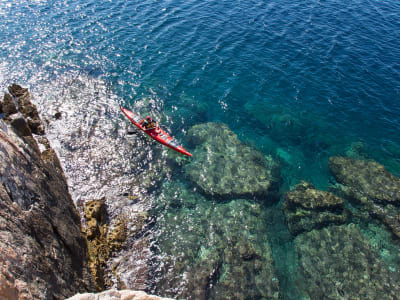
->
[185,122,280,201]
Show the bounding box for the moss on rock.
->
[282,181,348,235]
[329,156,400,239]
[83,199,128,290]
[185,122,280,201]
[294,224,400,299]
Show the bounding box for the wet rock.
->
[83,199,131,290]
[10,84,45,135]
[151,181,280,299]
[329,156,400,239]
[294,224,400,299]
[185,122,280,201]
[67,289,174,300]
[8,83,29,98]
[9,112,32,137]
[0,119,95,298]
[282,181,348,235]
[2,93,17,118]
[54,111,62,120]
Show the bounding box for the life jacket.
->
[143,120,156,129]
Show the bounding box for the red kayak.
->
[120,106,192,157]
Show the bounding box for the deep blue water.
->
[2,0,400,189]
[2,0,400,298]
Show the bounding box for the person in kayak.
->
[139,116,160,132]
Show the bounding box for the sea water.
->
[1,0,400,299]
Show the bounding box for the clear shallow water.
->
[1,0,400,298]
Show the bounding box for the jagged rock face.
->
[185,122,280,201]
[282,181,348,235]
[329,156,400,238]
[294,224,400,299]
[0,86,95,299]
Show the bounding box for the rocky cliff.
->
[0,85,95,299]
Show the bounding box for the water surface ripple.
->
[1,0,400,298]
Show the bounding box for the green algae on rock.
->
[185,122,280,201]
[151,180,280,299]
[329,157,400,205]
[282,181,348,236]
[329,156,400,239]
[294,224,400,299]
[83,199,128,290]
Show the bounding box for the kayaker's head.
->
[146,116,152,121]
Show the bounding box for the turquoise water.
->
[2,0,400,298]
[2,0,400,188]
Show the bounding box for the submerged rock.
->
[151,181,280,299]
[329,156,400,205]
[329,156,400,238]
[185,122,280,201]
[294,224,400,299]
[282,181,348,235]
[0,86,95,299]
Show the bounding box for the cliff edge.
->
[0,85,96,299]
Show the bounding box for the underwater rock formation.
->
[329,156,400,238]
[67,289,173,300]
[0,85,95,299]
[294,224,400,299]
[282,181,348,235]
[151,181,280,299]
[185,122,280,201]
